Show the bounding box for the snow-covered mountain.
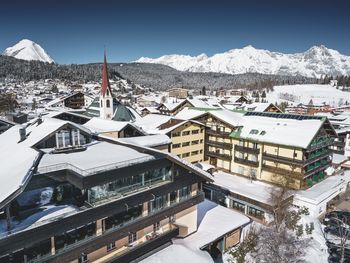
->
[3,39,54,63]
[136,45,350,78]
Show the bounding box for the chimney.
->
[37,115,43,125]
[19,126,26,142]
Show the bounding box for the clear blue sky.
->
[0,0,349,64]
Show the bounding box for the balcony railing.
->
[234,157,259,167]
[23,192,204,263]
[107,225,179,263]
[261,164,302,179]
[207,150,232,160]
[207,140,232,149]
[235,145,260,155]
[262,153,304,166]
[307,138,333,151]
[37,155,154,176]
[304,149,331,165]
[304,160,331,178]
[207,129,231,138]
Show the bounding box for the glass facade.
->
[88,166,172,204]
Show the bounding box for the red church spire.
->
[101,49,111,97]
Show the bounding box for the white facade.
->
[100,90,113,120]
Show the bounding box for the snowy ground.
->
[266,84,350,107]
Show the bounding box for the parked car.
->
[325,226,350,237]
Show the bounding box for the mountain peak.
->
[3,39,54,63]
[136,45,350,78]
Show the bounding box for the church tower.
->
[99,50,114,120]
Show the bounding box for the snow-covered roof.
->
[156,119,205,135]
[295,172,350,205]
[0,117,93,208]
[134,114,172,132]
[332,153,348,165]
[0,125,40,209]
[244,102,280,112]
[83,117,130,133]
[141,200,250,263]
[177,199,250,249]
[98,134,214,183]
[140,243,213,263]
[212,171,278,204]
[238,114,325,148]
[38,141,155,176]
[194,162,215,172]
[175,108,245,127]
[117,134,171,147]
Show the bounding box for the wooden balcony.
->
[261,164,302,179]
[234,157,259,167]
[304,150,331,165]
[207,129,231,138]
[207,140,232,150]
[235,145,260,155]
[262,153,304,166]
[307,138,333,151]
[207,150,232,161]
[304,160,331,178]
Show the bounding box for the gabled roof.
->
[0,117,92,210]
[83,117,145,135]
[235,113,334,149]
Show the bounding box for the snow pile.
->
[3,39,54,63]
[136,45,350,78]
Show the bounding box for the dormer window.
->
[56,130,70,148]
[55,129,84,149]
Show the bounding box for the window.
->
[107,89,110,96]
[182,152,190,158]
[200,149,203,154]
[172,132,181,137]
[247,207,265,220]
[200,139,203,143]
[192,129,199,134]
[179,186,190,200]
[182,131,190,136]
[260,131,266,135]
[100,100,103,107]
[172,143,181,149]
[56,130,71,148]
[191,150,199,156]
[151,195,166,212]
[249,129,259,135]
[294,152,298,158]
[252,143,258,149]
[128,232,137,244]
[78,254,88,263]
[200,129,204,133]
[230,199,246,213]
[192,140,199,145]
[182,142,190,147]
[153,222,160,232]
[106,100,110,108]
[107,242,116,251]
